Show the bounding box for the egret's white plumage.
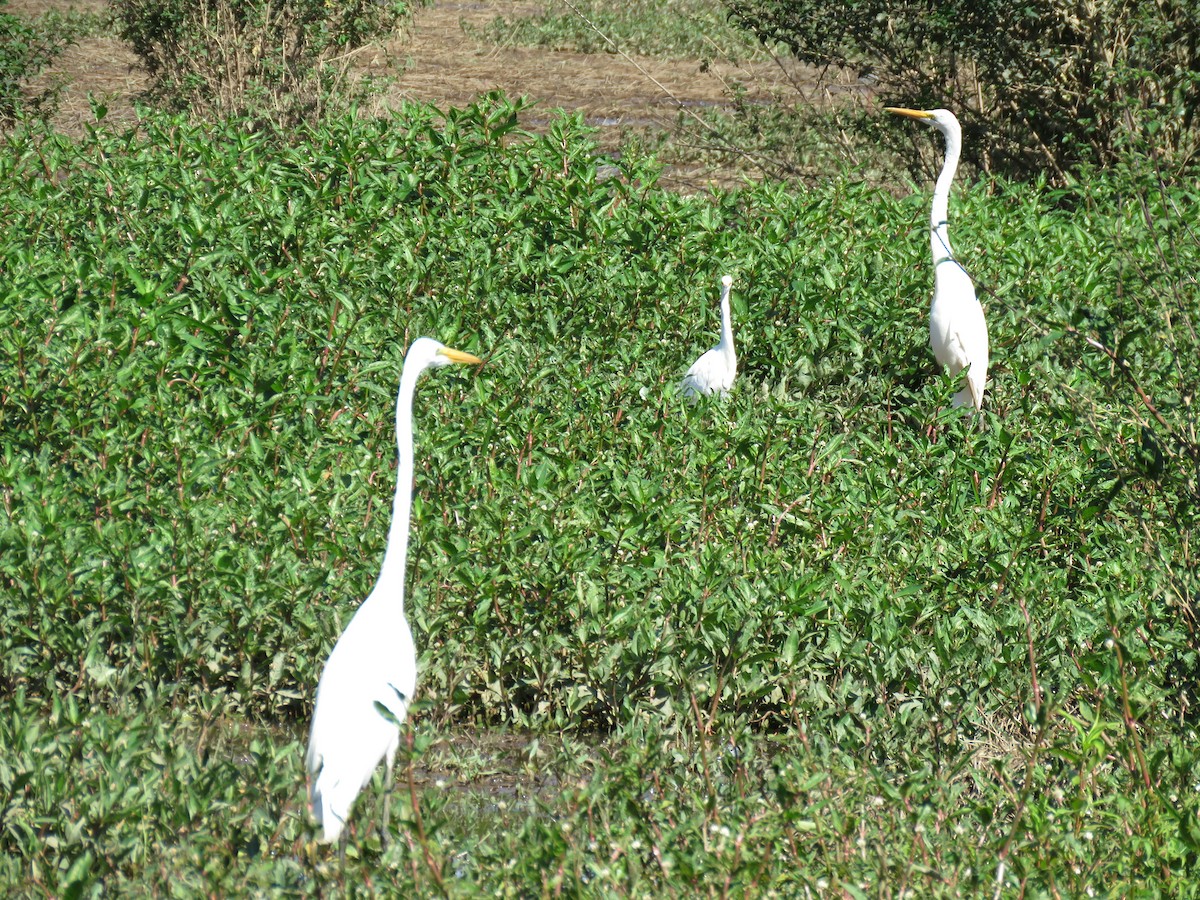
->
[680,274,737,399]
[305,337,482,847]
[887,107,990,411]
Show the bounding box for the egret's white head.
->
[406,336,483,372]
[885,106,961,141]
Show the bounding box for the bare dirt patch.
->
[388,3,807,122]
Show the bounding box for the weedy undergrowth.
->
[0,95,1196,894]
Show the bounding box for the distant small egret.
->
[886,107,990,411]
[680,274,737,399]
[306,337,482,848]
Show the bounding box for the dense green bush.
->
[111,0,414,125]
[0,95,1197,892]
[724,0,1200,181]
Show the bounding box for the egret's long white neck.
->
[378,359,423,613]
[930,122,961,265]
[717,281,735,364]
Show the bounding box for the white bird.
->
[886,107,990,411]
[306,337,482,848]
[680,274,737,399]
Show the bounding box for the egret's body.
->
[306,337,482,847]
[680,275,736,399]
[887,107,989,411]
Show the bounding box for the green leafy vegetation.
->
[0,89,1197,893]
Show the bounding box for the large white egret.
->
[680,274,737,399]
[886,107,990,411]
[306,337,482,848]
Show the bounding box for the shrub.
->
[111,0,415,126]
[723,0,1200,182]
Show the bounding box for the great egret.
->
[306,337,482,848]
[680,274,737,399]
[886,107,990,411]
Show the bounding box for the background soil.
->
[9,0,844,188]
